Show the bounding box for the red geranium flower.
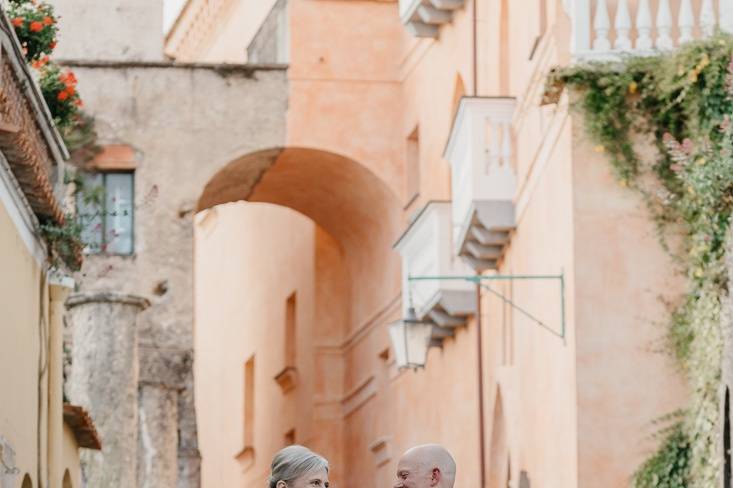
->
[29,21,43,32]
[57,90,69,101]
[42,16,53,26]
[11,17,24,27]
[65,85,76,96]
[49,40,57,49]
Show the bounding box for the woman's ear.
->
[276,482,288,488]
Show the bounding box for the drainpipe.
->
[472,0,478,96]
[476,279,487,488]
[48,277,73,488]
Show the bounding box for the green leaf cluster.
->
[548,35,733,487]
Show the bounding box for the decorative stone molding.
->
[234,446,255,472]
[368,437,392,467]
[341,375,377,418]
[274,366,298,394]
[63,404,102,450]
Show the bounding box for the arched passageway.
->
[194,146,402,487]
[198,147,402,326]
[489,390,510,488]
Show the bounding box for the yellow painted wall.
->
[0,194,44,486]
[0,180,84,488]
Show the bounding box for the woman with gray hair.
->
[268,445,330,488]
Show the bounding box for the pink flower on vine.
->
[681,138,694,154]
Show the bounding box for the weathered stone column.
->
[177,365,202,488]
[138,385,178,488]
[137,346,190,488]
[66,292,150,488]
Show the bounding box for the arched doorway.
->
[63,469,73,488]
[20,474,32,488]
[489,389,510,488]
[195,146,402,487]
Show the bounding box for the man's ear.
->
[431,467,442,486]
[276,482,287,488]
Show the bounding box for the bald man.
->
[393,444,456,488]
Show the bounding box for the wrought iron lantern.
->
[388,306,433,370]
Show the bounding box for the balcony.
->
[445,97,516,272]
[394,201,476,337]
[399,0,465,38]
[569,0,733,61]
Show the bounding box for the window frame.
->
[77,170,135,256]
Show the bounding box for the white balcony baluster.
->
[614,0,632,50]
[678,0,695,44]
[721,0,733,33]
[700,0,716,36]
[500,122,512,166]
[636,0,654,50]
[571,0,592,56]
[593,0,612,51]
[574,0,725,61]
[656,0,674,50]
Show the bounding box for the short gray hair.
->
[268,445,329,488]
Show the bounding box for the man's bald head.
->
[394,444,456,488]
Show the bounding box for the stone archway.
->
[198,147,402,326]
[194,146,402,486]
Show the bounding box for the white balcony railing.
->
[399,0,465,38]
[570,0,733,60]
[393,201,476,330]
[445,97,517,271]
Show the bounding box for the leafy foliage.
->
[548,36,733,487]
[634,421,690,488]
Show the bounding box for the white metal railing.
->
[571,0,733,59]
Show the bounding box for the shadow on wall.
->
[198,146,404,328]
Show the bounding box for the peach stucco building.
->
[162,0,719,486]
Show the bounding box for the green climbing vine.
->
[546,35,733,487]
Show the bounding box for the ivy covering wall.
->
[546,36,733,487]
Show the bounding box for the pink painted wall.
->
[185,0,689,486]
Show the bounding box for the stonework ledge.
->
[63,404,102,450]
[65,292,151,310]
